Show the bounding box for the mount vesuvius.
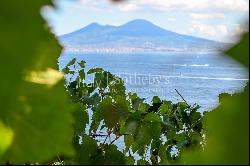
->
[60,19,226,53]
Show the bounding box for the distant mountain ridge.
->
[60,19,227,53]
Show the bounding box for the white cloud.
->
[167,18,176,22]
[190,13,225,20]
[78,0,100,8]
[77,0,111,11]
[212,0,249,12]
[78,0,249,13]
[190,21,218,37]
[75,0,249,42]
[189,21,248,42]
[229,23,249,37]
[117,3,138,12]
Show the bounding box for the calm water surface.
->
[59,52,249,112]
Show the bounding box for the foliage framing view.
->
[62,58,204,165]
[0,0,249,165]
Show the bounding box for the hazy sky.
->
[43,0,249,42]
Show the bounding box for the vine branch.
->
[175,89,191,108]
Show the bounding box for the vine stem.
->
[110,136,120,144]
[84,133,108,137]
[102,135,109,145]
[57,154,63,164]
[129,149,132,157]
[175,89,191,108]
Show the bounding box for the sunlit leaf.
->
[0,122,14,157]
[0,0,74,163]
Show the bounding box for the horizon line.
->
[57,18,228,44]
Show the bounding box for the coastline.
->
[61,48,225,55]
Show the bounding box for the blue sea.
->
[59,52,249,112]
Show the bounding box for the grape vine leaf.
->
[180,30,249,165]
[103,144,126,165]
[0,122,13,157]
[0,0,74,163]
[225,32,249,67]
[125,156,135,165]
[180,84,249,164]
[76,136,104,165]
[72,105,89,135]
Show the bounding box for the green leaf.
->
[189,111,201,124]
[88,93,101,107]
[159,144,172,165]
[115,95,129,120]
[151,139,161,152]
[158,101,172,115]
[76,136,104,165]
[125,112,141,135]
[0,122,13,157]
[87,68,103,74]
[78,60,86,68]
[0,0,75,162]
[148,96,163,113]
[181,85,249,164]
[144,113,161,123]
[1,81,74,163]
[100,96,129,129]
[177,102,189,110]
[150,154,158,165]
[137,159,148,165]
[90,106,104,133]
[61,66,70,74]
[149,122,162,140]
[135,125,152,146]
[180,31,249,164]
[94,71,113,90]
[166,130,176,141]
[225,32,249,67]
[218,93,232,103]
[67,58,77,67]
[101,97,119,129]
[109,79,126,97]
[128,93,146,111]
[175,133,187,142]
[103,144,126,165]
[152,96,161,104]
[125,120,139,135]
[189,131,202,147]
[138,103,150,113]
[72,105,88,135]
[124,135,134,151]
[79,69,85,81]
[125,156,135,165]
